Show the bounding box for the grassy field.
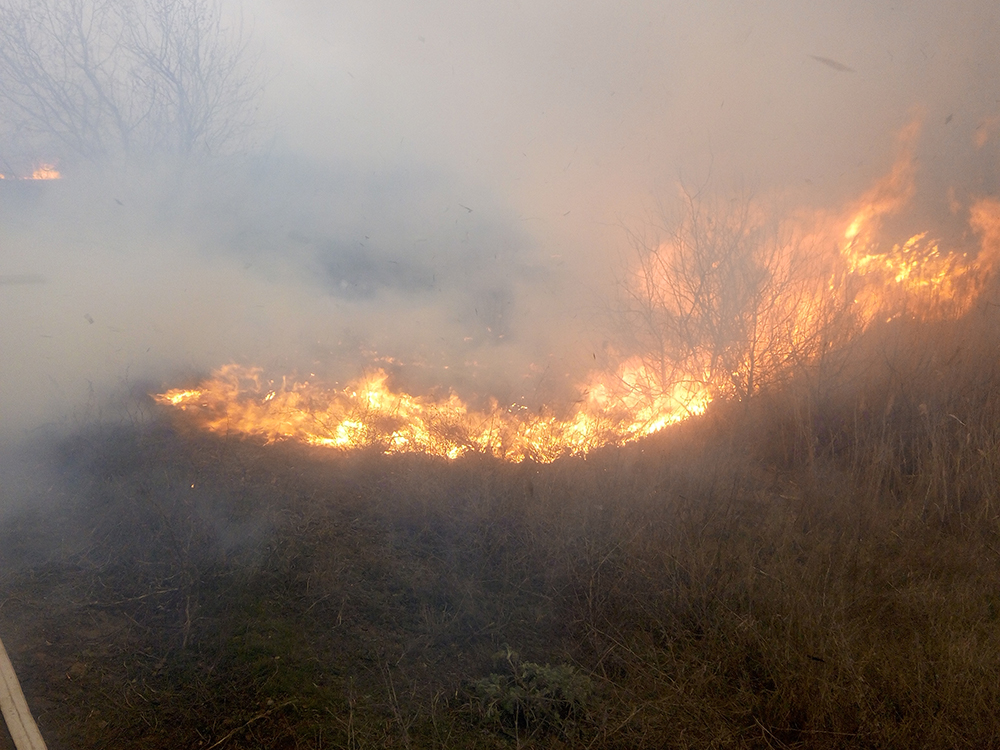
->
[3,313,1000,748]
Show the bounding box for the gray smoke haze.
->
[1,0,999,445]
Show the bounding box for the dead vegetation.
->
[3,306,1000,748]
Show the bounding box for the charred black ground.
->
[2,309,1000,749]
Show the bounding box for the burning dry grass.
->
[155,363,710,464]
[154,128,1000,467]
[3,307,1000,747]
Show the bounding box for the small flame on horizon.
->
[0,163,62,180]
[30,164,60,180]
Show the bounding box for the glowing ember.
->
[156,123,1000,462]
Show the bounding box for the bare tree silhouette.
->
[0,0,262,169]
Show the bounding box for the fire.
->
[156,363,708,463]
[156,122,1000,462]
[30,164,60,180]
[829,124,983,322]
[0,163,61,180]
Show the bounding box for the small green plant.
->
[470,647,595,736]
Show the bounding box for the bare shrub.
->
[614,184,854,407]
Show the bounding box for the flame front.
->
[156,364,707,463]
[156,123,1000,462]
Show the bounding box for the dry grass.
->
[3,308,1000,748]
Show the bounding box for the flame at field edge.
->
[155,362,710,463]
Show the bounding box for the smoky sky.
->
[256,0,999,197]
[1,0,998,443]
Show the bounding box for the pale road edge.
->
[0,634,48,750]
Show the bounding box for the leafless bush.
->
[614,185,857,405]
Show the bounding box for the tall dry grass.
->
[2,304,1000,747]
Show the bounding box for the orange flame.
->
[29,164,60,180]
[830,125,985,322]
[156,124,999,461]
[155,363,710,463]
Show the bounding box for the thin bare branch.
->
[0,0,262,168]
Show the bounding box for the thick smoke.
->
[1,0,998,449]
